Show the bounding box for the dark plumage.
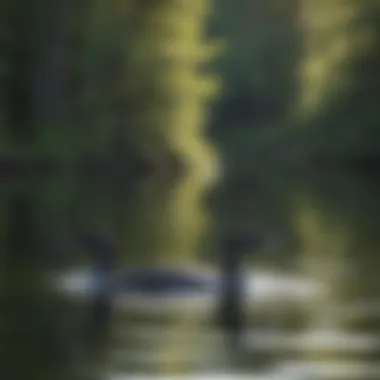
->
[217,232,264,347]
[79,230,263,349]
[119,268,213,294]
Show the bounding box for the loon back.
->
[118,268,213,294]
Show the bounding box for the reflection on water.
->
[1,169,380,379]
[54,267,325,316]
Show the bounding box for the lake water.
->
[1,168,379,379]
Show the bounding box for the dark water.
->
[1,168,379,379]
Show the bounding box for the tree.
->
[296,0,380,161]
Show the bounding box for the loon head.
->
[76,229,116,274]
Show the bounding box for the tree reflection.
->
[291,170,380,376]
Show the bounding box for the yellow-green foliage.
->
[73,0,224,178]
[109,0,224,265]
[298,0,371,116]
[296,0,380,156]
[120,0,223,178]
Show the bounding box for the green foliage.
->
[207,0,380,167]
[3,0,378,172]
[117,0,222,176]
[295,0,380,160]
[210,0,299,121]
